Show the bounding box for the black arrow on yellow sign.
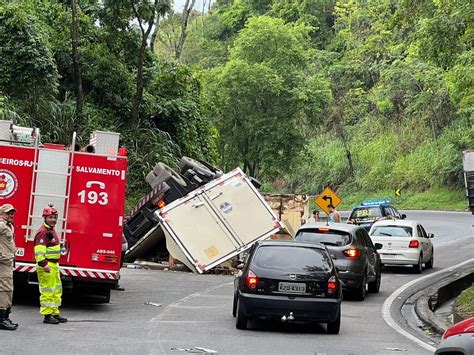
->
[395,188,401,196]
[322,195,333,205]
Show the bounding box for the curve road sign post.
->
[315,187,342,215]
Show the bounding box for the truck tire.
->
[179,156,216,178]
[148,163,188,189]
[145,170,157,186]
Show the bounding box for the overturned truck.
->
[123,158,282,273]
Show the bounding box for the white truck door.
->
[160,192,241,273]
[202,170,280,245]
[159,168,281,273]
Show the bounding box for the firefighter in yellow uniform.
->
[0,204,18,330]
[34,205,67,324]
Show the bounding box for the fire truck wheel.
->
[179,157,222,178]
[151,162,188,188]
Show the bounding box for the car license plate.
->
[278,282,306,293]
[383,254,397,259]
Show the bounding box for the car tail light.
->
[247,270,258,290]
[408,240,419,248]
[318,228,330,232]
[327,276,337,294]
[91,253,119,263]
[343,247,360,259]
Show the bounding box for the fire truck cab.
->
[0,120,127,303]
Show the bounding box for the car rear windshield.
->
[253,246,332,272]
[295,229,352,246]
[350,206,382,220]
[371,226,413,237]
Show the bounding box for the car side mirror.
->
[401,214,407,219]
[427,233,434,238]
[374,243,383,250]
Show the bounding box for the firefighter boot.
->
[53,315,68,323]
[5,308,18,328]
[43,314,60,324]
[0,309,17,331]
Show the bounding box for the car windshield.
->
[253,246,332,272]
[371,225,413,237]
[350,206,382,220]
[295,229,351,246]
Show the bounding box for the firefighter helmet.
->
[42,205,58,217]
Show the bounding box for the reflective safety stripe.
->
[34,245,47,263]
[45,251,61,258]
[40,301,61,307]
[39,285,63,293]
[35,245,60,263]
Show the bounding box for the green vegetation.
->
[0,0,472,209]
[337,187,467,211]
[455,286,474,319]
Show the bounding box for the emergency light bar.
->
[361,199,390,206]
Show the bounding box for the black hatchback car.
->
[295,223,382,301]
[233,240,342,333]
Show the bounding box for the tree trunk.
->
[175,0,197,60]
[334,108,355,177]
[71,0,83,132]
[150,16,160,52]
[130,0,160,128]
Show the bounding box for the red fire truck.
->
[0,120,127,302]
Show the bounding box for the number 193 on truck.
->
[0,120,127,302]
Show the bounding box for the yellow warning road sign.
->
[395,188,401,196]
[315,187,342,214]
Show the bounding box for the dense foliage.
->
[0,0,472,207]
[187,0,472,195]
[0,0,213,200]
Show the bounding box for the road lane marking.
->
[168,305,226,309]
[435,234,473,247]
[149,282,233,323]
[382,258,474,352]
[155,320,215,323]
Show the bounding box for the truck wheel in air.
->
[179,156,222,178]
[148,162,188,189]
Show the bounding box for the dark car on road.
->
[233,240,342,333]
[348,199,406,231]
[295,223,382,301]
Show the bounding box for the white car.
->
[369,219,434,273]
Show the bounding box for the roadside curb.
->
[415,267,474,335]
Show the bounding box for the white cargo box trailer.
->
[157,168,283,273]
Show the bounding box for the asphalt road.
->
[4,211,473,355]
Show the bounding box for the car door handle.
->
[192,202,205,208]
[330,254,337,259]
